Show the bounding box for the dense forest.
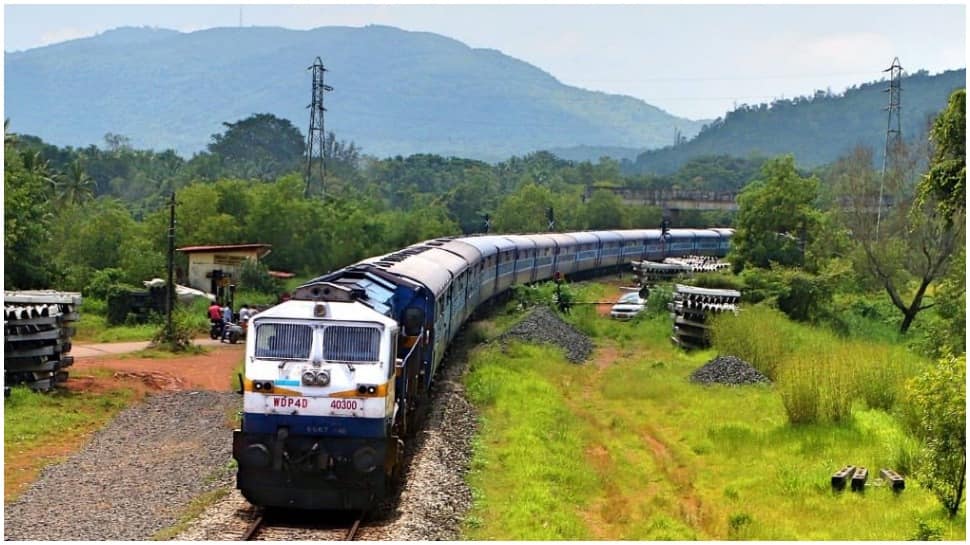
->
[4,113,739,291]
[628,68,966,174]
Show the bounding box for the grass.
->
[4,385,137,502]
[73,312,160,343]
[710,304,928,425]
[461,281,965,540]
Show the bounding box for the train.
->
[232,227,733,510]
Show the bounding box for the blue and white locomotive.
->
[232,227,732,510]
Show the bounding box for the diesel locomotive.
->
[232,227,733,510]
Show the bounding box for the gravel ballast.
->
[497,305,593,363]
[4,391,238,541]
[690,355,771,385]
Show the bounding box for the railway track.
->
[241,509,366,541]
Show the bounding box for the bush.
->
[85,268,127,299]
[910,518,944,541]
[905,354,966,517]
[644,284,673,317]
[239,259,282,295]
[690,271,745,291]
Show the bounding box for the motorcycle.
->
[221,320,246,344]
[209,320,223,340]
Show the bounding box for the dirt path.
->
[69,342,244,392]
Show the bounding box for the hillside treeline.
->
[628,68,966,174]
[5,114,740,291]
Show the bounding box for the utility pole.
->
[165,191,176,341]
[304,57,333,199]
[878,56,903,235]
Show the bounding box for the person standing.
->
[208,299,223,337]
[222,302,234,326]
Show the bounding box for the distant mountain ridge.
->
[628,68,966,174]
[5,25,705,161]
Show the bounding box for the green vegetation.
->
[631,68,966,173]
[905,354,967,517]
[4,386,136,502]
[462,286,964,539]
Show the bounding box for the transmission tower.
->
[877,56,903,234]
[304,57,333,198]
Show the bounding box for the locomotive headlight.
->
[302,370,316,386]
[352,446,378,473]
[314,370,331,386]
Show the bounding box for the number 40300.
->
[330,399,358,410]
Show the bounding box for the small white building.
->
[176,243,272,295]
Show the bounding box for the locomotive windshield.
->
[323,325,381,363]
[254,323,312,360]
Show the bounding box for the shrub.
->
[239,259,282,295]
[691,271,746,291]
[910,518,944,541]
[905,353,966,517]
[644,284,672,317]
[85,268,127,299]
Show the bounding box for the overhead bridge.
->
[602,188,740,213]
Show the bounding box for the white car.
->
[610,291,646,320]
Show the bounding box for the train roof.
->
[253,299,397,328]
[459,235,517,256]
[520,234,558,250]
[501,234,538,250]
[569,232,600,244]
[435,239,482,263]
[384,254,452,297]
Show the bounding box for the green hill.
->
[4,25,704,161]
[628,69,966,174]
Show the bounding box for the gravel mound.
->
[4,391,238,540]
[497,305,593,363]
[690,355,771,385]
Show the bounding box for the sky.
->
[2,2,966,120]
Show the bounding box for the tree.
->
[4,142,54,288]
[918,89,965,226]
[906,354,966,517]
[584,189,628,230]
[729,156,820,272]
[57,159,95,205]
[493,182,556,233]
[831,141,963,334]
[207,113,305,181]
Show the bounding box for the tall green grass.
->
[709,306,799,380]
[711,305,929,425]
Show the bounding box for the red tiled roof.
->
[176,243,271,255]
[268,270,296,279]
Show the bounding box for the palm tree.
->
[56,159,95,206]
[21,150,60,194]
[4,118,15,146]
